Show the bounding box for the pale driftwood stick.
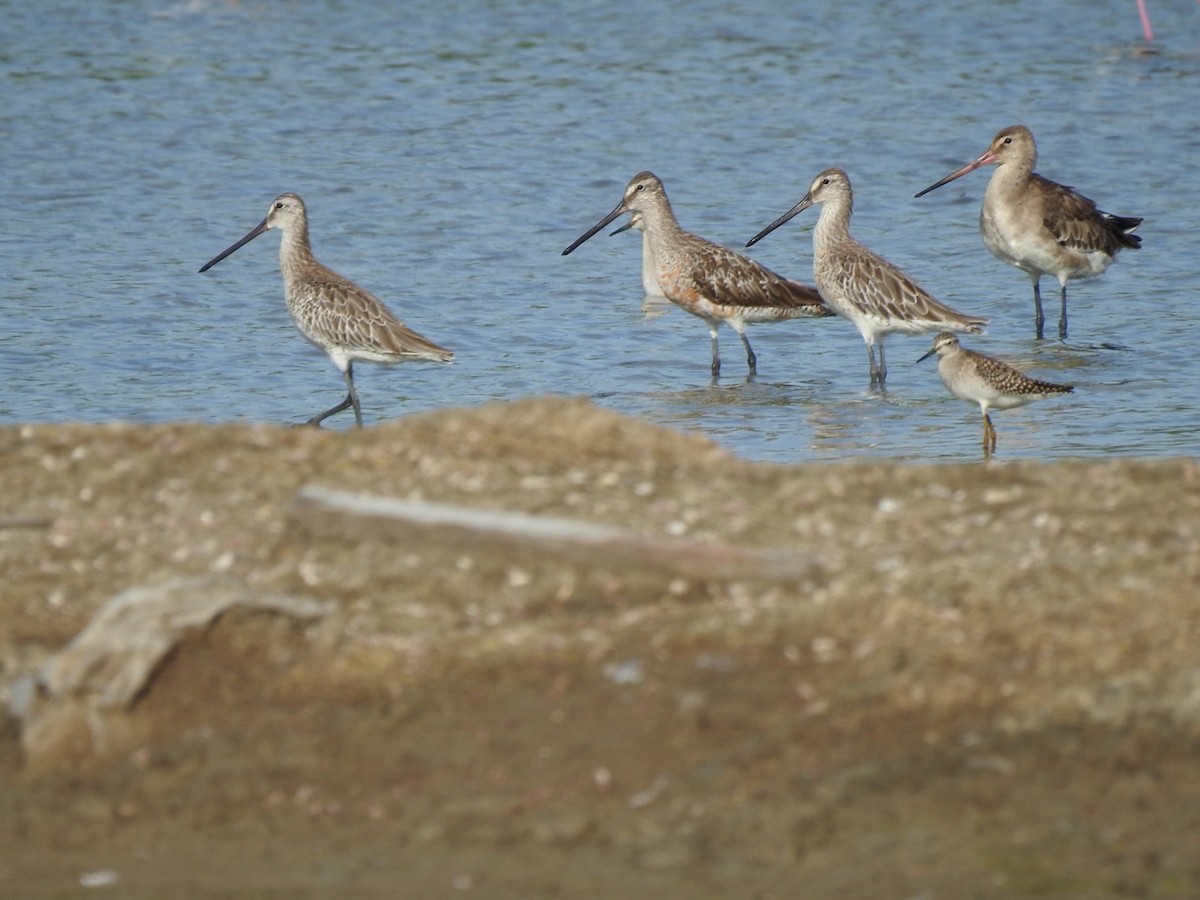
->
[292,485,817,584]
[16,577,335,769]
[0,515,54,528]
[38,576,334,710]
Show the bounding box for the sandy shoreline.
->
[1,397,1197,897]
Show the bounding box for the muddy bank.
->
[1,397,1197,898]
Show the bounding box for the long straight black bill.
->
[562,204,628,256]
[198,218,270,273]
[916,346,938,364]
[745,196,813,248]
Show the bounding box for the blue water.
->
[2,0,1197,462]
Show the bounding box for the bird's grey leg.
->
[307,363,362,428]
[1057,281,1069,341]
[345,364,363,428]
[307,395,354,427]
[739,331,757,376]
[1032,277,1046,340]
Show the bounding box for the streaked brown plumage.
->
[915,125,1142,340]
[562,171,833,378]
[747,168,988,386]
[917,332,1074,453]
[199,193,452,428]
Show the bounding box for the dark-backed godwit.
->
[917,332,1074,454]
[915,125,1143,341]
[747,168,988,386]
[562,171,833,378]
[199,193,453,428]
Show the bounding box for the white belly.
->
[640,237,666,298]
[980,193,1112,283]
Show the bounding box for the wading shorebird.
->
[198,193,453,429]
[915,125,1142,341]
[917,332,1074,454]
[562,171,833,378]
[747,168,988,386]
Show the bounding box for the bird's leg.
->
[709,326,721,378]
[1057,281,1069,341]
[983,413,996,454]
[307,394,353,427]
[307,363,362,429]
[345,363,363,428]
[866,341,879,384]
[1032,278,1046,340]
[876,341,888,384]
[738,330,757,376]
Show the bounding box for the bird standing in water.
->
[563,171,833,378]
[915,125,1142,340]
[748,168,988,386]
[917,332,1074,454]
[199,193,453,428]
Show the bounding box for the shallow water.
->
[2,0,1197,463]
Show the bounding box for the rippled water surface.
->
[2,0,1197,462]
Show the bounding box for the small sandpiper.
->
[917,332,1074,454]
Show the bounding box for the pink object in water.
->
[1136,0,1153,41]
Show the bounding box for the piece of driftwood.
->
[37,576,333,710]
[292,485,816,584]
[0,514,53,528]
[12,577,334,768]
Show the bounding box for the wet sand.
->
[1,397,1197,898]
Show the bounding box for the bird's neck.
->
[989,156,1034,196]
[278,225,314,281]
[812,195,853,254]
[640,200,685,247]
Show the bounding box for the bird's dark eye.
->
[1003,137,1012,145]
[275,202,284,209]
[821,178,830,185]
[636,184,645,192]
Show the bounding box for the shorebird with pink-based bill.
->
[915,125,1142,341]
